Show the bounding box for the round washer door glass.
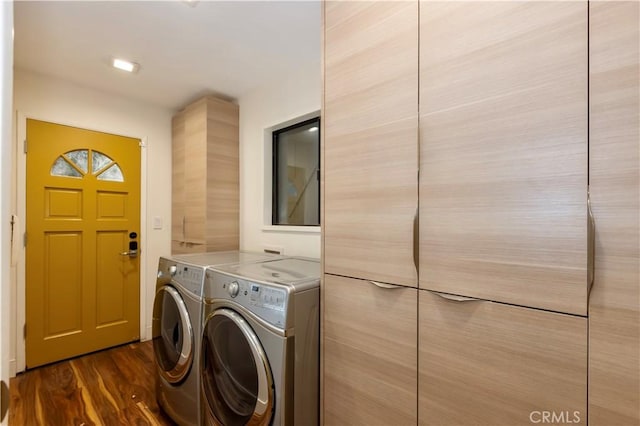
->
[152,285,193,384]
[201,308,274,426]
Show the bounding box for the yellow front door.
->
[26,119,141,368]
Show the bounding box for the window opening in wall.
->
[272,117,320,226]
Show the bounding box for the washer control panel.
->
[249,283,286,312]
[173,264,203,297]
[210,273,289,329]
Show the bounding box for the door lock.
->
[121,239,139,258]
[120,250,138,258]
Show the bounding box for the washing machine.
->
[152,251,280,426]
[200,257,320,426]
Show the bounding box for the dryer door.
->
[201,308,274,426]
[152,285,194,384]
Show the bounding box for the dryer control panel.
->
[206,270,290,329]
[173,264,204,297]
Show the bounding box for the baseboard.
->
[9,359,16,378]
[142,325,152,342]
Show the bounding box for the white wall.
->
[1,2,13,423]
[11,69,173,373]
[239,64,321,258]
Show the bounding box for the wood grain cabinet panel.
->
[171,96,239,254]
[323,1,419,287]
[588,2,640,424]
[323,274,417,426]
[419,290,588,426]
[419,2,589,315]
[171,113,186,245]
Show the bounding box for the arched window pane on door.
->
[50,149,125,182]
[92,151,112,173]
[97,164,124,182]
[51,157,82,178]
[65,150,88,173]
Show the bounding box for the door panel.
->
[184,100,207,245]
[172,113,186,243]
[95,231,128,326]
[589,2,640,424]
[43,232,83,337]
[323,1,419,287]
[419,290,588,426]
[26,119,141,367]
[419,2,588,314]
[323,274,417,426]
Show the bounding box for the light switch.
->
[153,216,163,230]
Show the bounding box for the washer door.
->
[152,285,193,384]
[201,308,274,426]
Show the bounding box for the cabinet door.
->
[183,99,208,245]
[419,290,587,426]
[171,111,186,248]
[323,274,417,425]
[419,2,588,314]
[324,1,419,287]
[204,97,239,251]
[589,2,640,424]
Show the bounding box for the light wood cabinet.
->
[323,1,419,287]
[171,96,239,254]
[322,1,638,424]
[419,290,588,426]
[588,2,640,424]
[323,274,417,426]
[419,1,589,315]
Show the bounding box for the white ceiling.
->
[14,0,321,111]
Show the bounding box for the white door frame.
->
[14,111,149,374]
[1,2,13,423]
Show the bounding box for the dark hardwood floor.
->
[9,340,176,425]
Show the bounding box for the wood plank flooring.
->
[9,340,176,426]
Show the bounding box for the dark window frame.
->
[272,116,321,226]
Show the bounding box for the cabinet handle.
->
[369,280,401,289]
[430,290,481,302]
[413,206,419,276]
[587,191,595,291]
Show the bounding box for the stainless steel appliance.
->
[201,258,320,426]
[152,251,278,425]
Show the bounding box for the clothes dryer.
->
[200,258,320,426]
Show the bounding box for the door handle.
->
[429,290,481,302]
[369,280,401,289]
[120,250,138,258]
[413,206,419,276]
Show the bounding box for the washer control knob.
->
[228,281,239,298]
[169,265,177,277]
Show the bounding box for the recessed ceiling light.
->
[182,0,199,7]
[308,126,319,132]
[112,58,139,73]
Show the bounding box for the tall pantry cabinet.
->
[323,1,638,425]
[171,96,239,254]
[323,3,418,424]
